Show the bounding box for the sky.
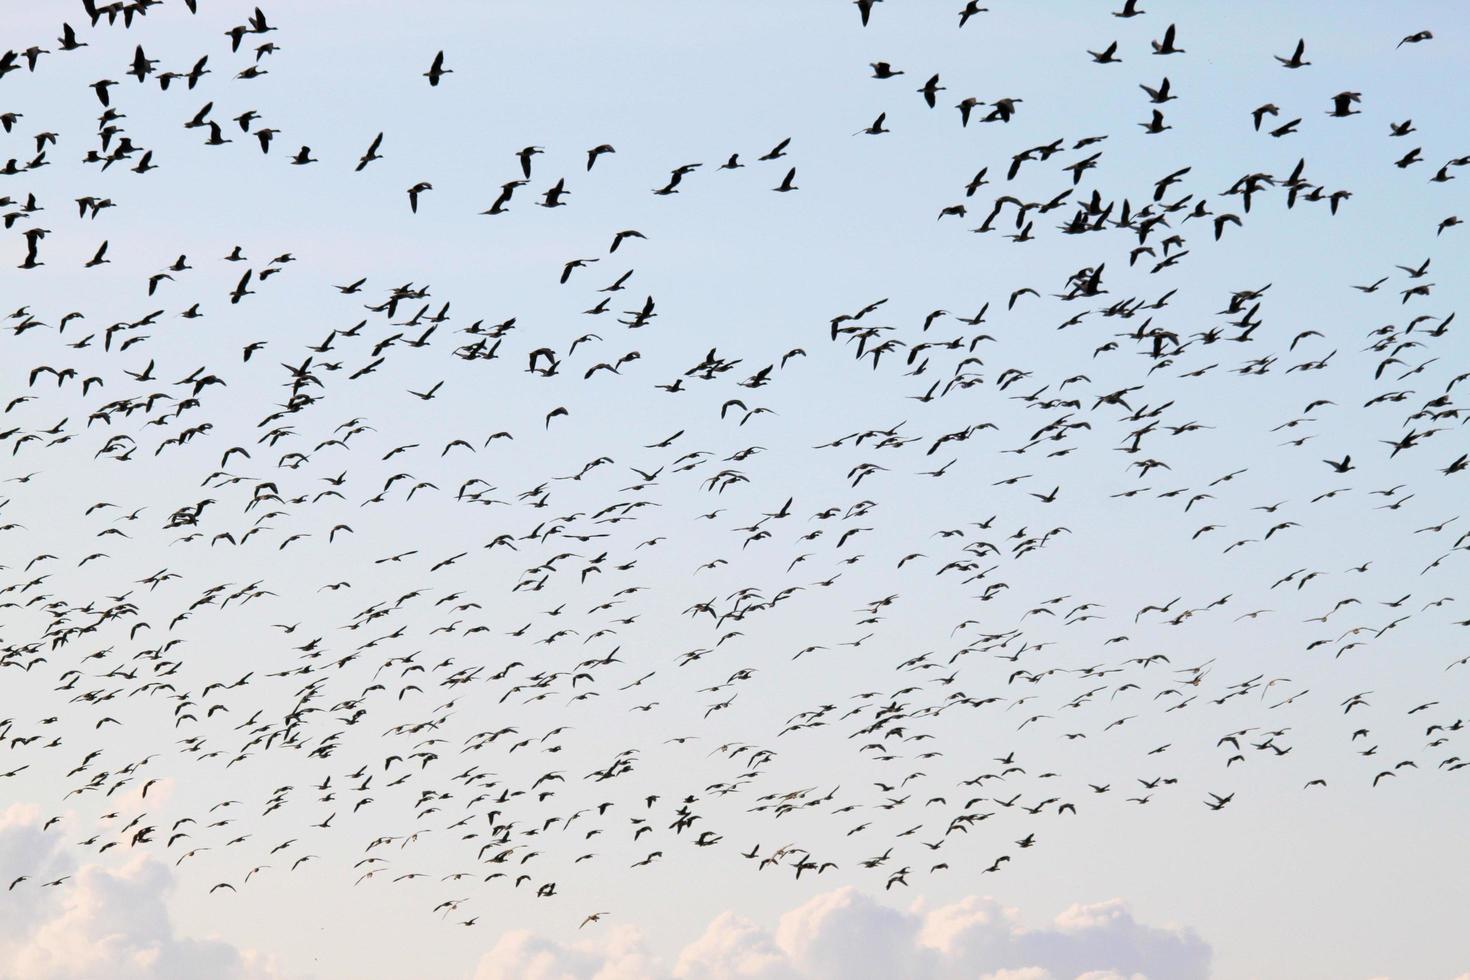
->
[0,1,1468,978]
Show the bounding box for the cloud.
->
[676,912,795,979]
[6,801,1208,980]
[473,924,663,980]
[0,806,285,980]
[475,886,1210,980]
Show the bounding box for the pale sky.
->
[0,2,1467,979]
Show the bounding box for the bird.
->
[1328,91,1362,117]
[586,144,616,170]
[356,133,384,171]
[760,138,791,161]
[518,146,544,178]
[610,230,646,253]
[424,51,451,86]
[1139,77,1176,104]
[917,74,945,108]
[1276,39,1310,68]
[1140,109,1171,134]
[1150,24,1184,55]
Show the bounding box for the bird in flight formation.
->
[0,0,1464,953]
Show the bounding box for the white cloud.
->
[0,806,284,980]
[676,912,795,979]
[474,886,1210,980]
[7,801,1208,980]
[472,925,661,980]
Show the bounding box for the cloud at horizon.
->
[472,885,1209,980]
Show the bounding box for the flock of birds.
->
[0,0,1467,947]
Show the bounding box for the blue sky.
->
[0,2,1467,978]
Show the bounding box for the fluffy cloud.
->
[6,800,1208,980]
[0,804,283,980]
[475,886,1209,980]
[676,912,795,979]
[473,925,662,980]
